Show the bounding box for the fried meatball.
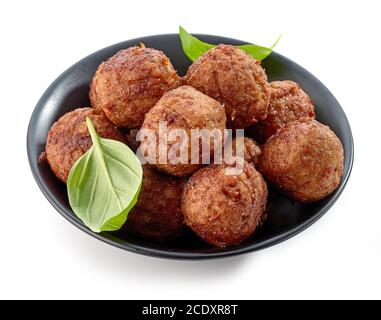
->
[89,44,181,128]
[224,136,262,166]
[258,119,344,202]
[45,108,125,183]
[184,44,270,128]
[141,86,226,177]
[123,165,185,241]
[182,162,268,247]
[250,80,315,143]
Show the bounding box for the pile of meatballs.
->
[43,43,344,248]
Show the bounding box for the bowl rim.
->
[26,33,354,260]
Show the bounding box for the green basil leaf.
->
[238,33,282,60]
[179,26,281,61]
[179,26,216,61]
[67,117,143,233]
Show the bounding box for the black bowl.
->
[27,34,354,260]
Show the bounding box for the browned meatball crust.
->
[45,108,125,183]
[182,162,268,247]
[224,136,262,166]
[141,86,226,177]
[258,119,344,202]
[184,44,271,128]
[250,80,315,143]
[89,44,181,128]
[123,165,185,242]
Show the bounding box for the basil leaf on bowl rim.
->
[67,117,143,233]
[179,26,215,61]
[179,25,281,61]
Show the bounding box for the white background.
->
[1,0,380,300]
